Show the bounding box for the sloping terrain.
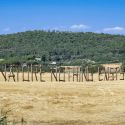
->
[0,31,125,64]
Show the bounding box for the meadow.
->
[0,73,125,125]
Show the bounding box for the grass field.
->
[0,73,125,125]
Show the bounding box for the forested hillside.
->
[0,30,125,65]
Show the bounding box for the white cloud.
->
[103,26,124,33]
[70,24,90,30]
[22,27,27,30]
[51,26,66,31]
[95,26,125,34]
[3,27,11,32]
[50,24,90,32]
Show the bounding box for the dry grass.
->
[0,73,125,125]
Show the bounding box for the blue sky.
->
[0,0,125,34]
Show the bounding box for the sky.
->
[0,0,125,35]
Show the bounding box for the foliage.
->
[0,31,125,65]
[122,62,125,72]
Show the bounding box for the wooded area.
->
[0,31,125,65]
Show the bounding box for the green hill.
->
[0,30,125,65]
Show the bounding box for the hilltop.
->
[0,31,125,65]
